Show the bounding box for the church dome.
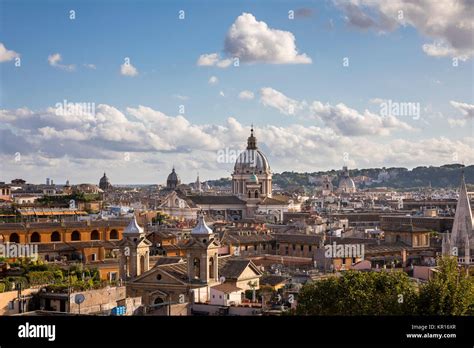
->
[339,177,355,190]
[166,167,181,189]
[339,166,356,191]
[99,172,111,190]
[234,127,270,174]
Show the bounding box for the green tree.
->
[296,271,418,315]
[418,257,474,315]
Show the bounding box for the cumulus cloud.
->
[334,0,474,59]
[310,101,414,136]
[208,75,219,85]
[120,62,138,76]
[225,13,312,64]
[450,100,474,118]
[0,43,19,62]
[238,90,255,100]
[48,53,76,71]
[447,118,467,128]
[197,53,232,68]
[0,104,472,183]
[260,87,306,115]
[198,13,311,67]
[259,87,413,136]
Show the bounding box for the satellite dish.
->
[74,294,85,305]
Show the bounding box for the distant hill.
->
[206,164,474,192]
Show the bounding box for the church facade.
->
[156,127,294,223]
[123,213,262,315]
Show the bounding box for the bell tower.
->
[186,212,220,284]
[119,216,152,280]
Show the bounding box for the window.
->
[245,245,248,251]
[110,230,119,240]
[309,245,312,252]
[30,232,40,243]
[219,295,222,299]
[292,244,296,250]
[300,245,304,251]
[91,230,100,240]
[91,253,97,261]
[254,244,257,250]
[156,274,162,281]
[110,272,117,281]
[262,244,266,250]
[285,246,289,255]
[212,295,215,299]
[209,257,214,278]
[51,231,61,242]
[9,233,19,243]
[71,231,81,241]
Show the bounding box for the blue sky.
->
[0,0,473,184]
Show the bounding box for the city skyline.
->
[1,0,473,184]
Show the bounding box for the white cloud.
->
[198,12,311,67]
[225,13,312,64]
[219,91,225,97]
[83,63,97,69]
[260,87,414,136]
[0,104,472,183]
[260,87,305,115]
[238,90,255,100]
[197,53,232,68]
[48,53,76,71]
[447,118,467,128]
[120,62,138,76]
[334,0,474,59]
[310,101,414,136]
[450,100,474,118]
[208,76,219,85]
[0,43,19,62]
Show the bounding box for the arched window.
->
[71,231,81,241]
[209,257,214,279]
[110,229,119,240]
[154,297,164,305]
[10,233,19,243]
[30,232,41,243]
[254,190,259,198]
[193,257,200,280]
[91,230,100,240]
[51,231,61,242]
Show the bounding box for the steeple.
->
[247,125,257,150]
[196,172,202,193]
[449,173,473,261]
